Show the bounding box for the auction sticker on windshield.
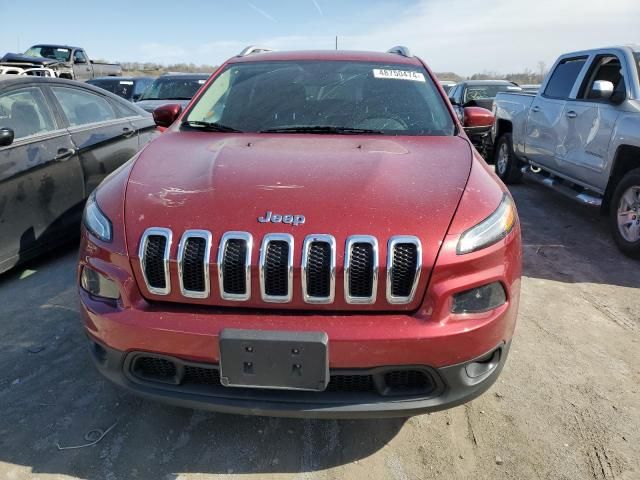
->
[373,69,425,82]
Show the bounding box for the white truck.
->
[492,45,640,258]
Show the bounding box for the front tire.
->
[494,133,522,184]
[610,168,640,259]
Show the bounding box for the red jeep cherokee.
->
[78,46,521,418]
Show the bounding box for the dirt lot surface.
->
[0,182,638,480]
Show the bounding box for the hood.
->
[124,133,472,310]
[0,52,60,66]
[135,99,191,113]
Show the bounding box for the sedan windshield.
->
[24,46,71,62]
[140,77,207,101]
[186,61,455,135]
[464,84,521,102]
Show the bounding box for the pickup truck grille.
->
[138,229,422,306]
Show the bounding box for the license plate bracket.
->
[219,329,329,391]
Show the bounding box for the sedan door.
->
[0,84,84,272]
[48,85,140,193]
[525,56,588,170]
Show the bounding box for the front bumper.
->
[87,336,510,418]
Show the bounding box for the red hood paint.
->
[124,131,472,310]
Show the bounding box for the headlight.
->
[83,192,112,242]
[457,194,516,254]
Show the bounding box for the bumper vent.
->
[386,236,422,304]
[259,234,293,302]
[139,228,172,295]
[137,230,422,306]
[218,232,252,301]
[302,235,336,304]
[129,354,436,397]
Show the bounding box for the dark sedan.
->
[135,73,209,113]
[0,75,157,273]
[448,80,522,157]
[86,76,154,102]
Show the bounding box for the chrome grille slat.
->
[301,234,336,304]
[177,230,212,298]
[344,235,378,304]
[139,227,172,296]
[217,232,252,301]
[259,233,294,303]
[386,236,422,304]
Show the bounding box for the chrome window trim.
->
[386,236,422,304]
[177,229,212,299]
[259,233,294,303]
[344,235,378,304]
[301,234,336,304]
[217,231,253,301]
[138,227,173,296]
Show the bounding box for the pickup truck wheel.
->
[494,134,522,184]
[611,169,640,259]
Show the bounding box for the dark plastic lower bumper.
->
[87,337,511,419]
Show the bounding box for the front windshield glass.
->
[89,79,135,99]
[186,60,455,135]
[24,46,71,62]
[464,84,521,102]
[140,77,207,101]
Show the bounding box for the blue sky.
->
[0,0,637,75]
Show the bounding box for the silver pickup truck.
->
[492,45,640,258]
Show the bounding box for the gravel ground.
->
[0,181,638,480]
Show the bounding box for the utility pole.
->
[335,36,338,50]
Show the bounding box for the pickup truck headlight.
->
[457,194,516,254]
[83,192,112,242]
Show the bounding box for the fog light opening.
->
[451,282,506,314]
[81,266,120,300]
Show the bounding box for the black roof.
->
[462,80,519,86]
[87,76,154,82]
[31,44,81,50]
[156,73,211,80]
[0,75,149,115]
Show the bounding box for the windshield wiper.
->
[181,120,243,133]
[259,126,384,135]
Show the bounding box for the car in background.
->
[439,80,456,93]
[492,45,640,258]
[448,80,522,156]
[0,45,122,80]
[135,73,209,113]
[87,76,154,103]
[0,75,157,274]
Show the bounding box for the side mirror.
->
[153,104,182,128]
[591,80,614,99]
[0,128,14,147]
[463,106,495,132]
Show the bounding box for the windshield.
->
[24,46,71,62]
[186,60,455,135]
[88,79,135,99]
[464,84,521,102]
[140,77,207,101]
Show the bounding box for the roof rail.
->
[238,46,273,57]
[386,46,412,57]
